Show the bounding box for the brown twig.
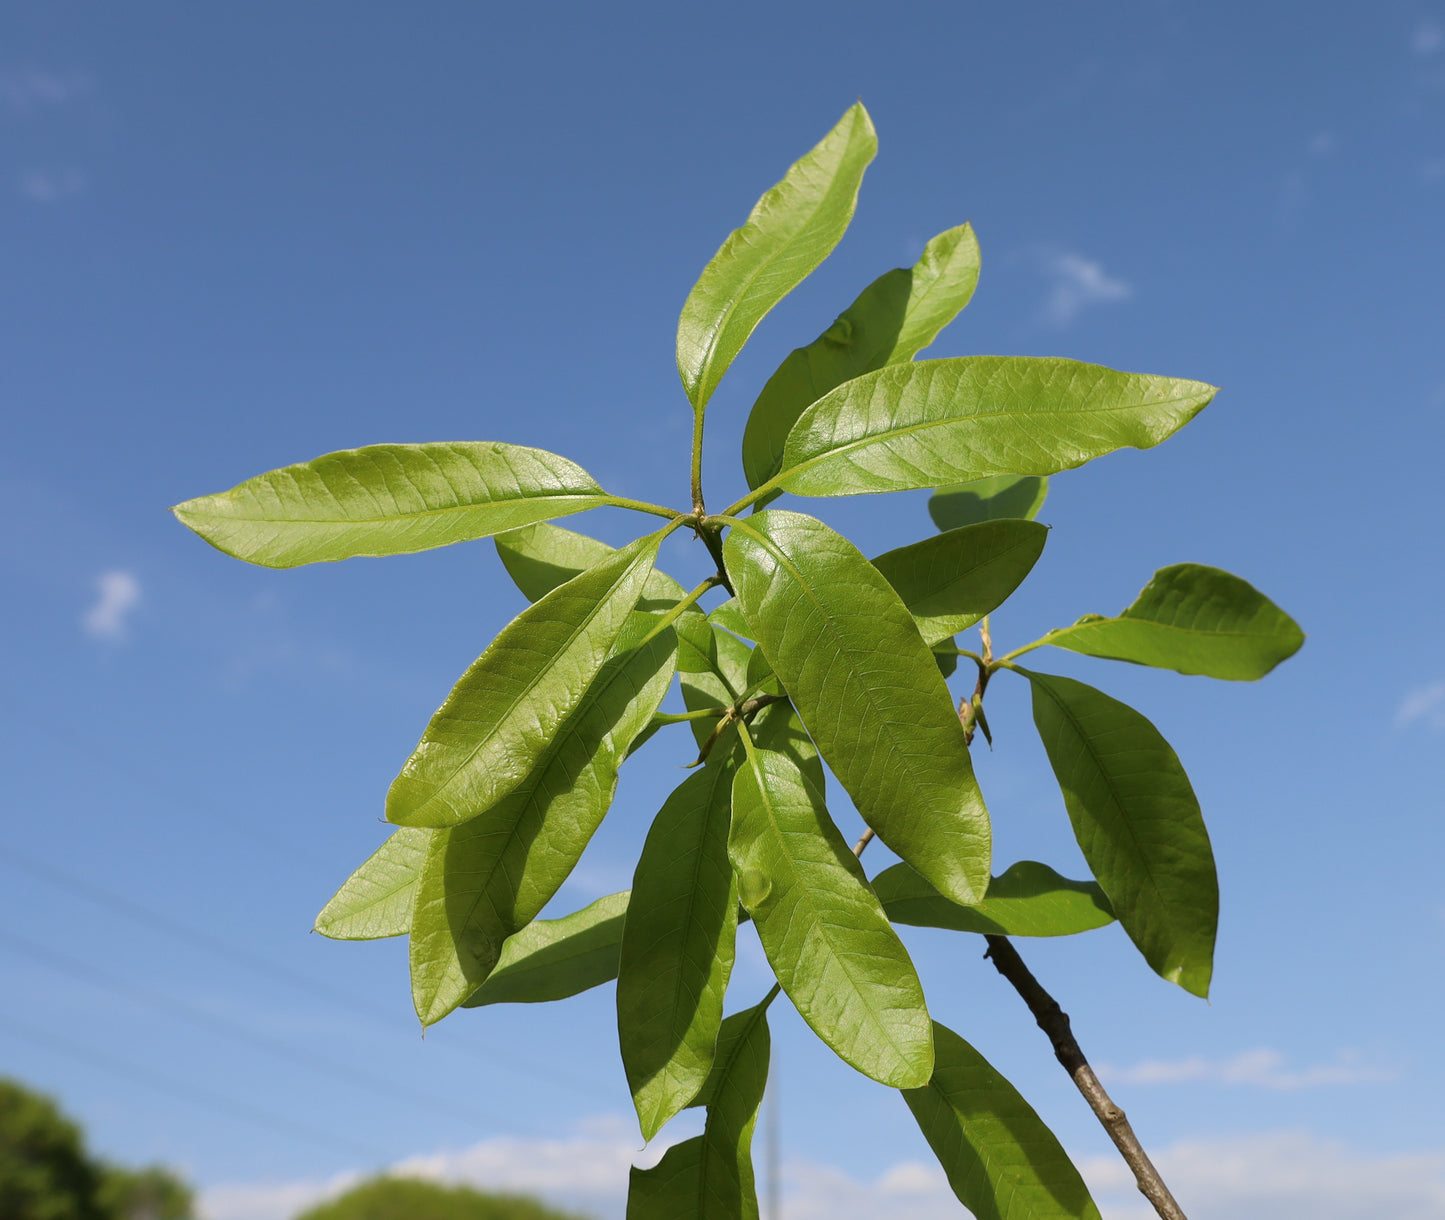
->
[982,935,1188,1220]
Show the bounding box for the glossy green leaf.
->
[730,740,932,1087]
[494,523,715,673]
[387,535,660,828]
[707,598,754,641]
[935,641,959,678]
[741,223,981,490]
[929,474,1050,531]
[627,1002,771,1220]
[173,442,614,568]
[904,1021,1102,1220]
[493,522,691,610]
[1022,668,1217,996]
[680,624,751,749]
[1043,563,1304,680]
[462,890,628,1007]
[772,357,1216,498]
[618,762,739,1140]
[872,520,1048,646]
[875,860,1114,937]
[742,643,781,696]
[407,621,676,1024]
[313,827,431,940]
[677,103,877,412]
[748,697,825,795]
[723,510,990,905]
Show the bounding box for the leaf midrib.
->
[694,1001,768,1215]
[202,487,607,528]
[779,386,1207,487]
[449,634,667,941]
[742,752,918,1074]
[691,117,865,403]
[636,760,735,1128]
[1034,681,1195,956]
[411,553,647,818]
[1052,616,1285,645]
[728,516,936,823]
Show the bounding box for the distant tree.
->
[0,1079,193,1220]
[294,1177,586,1220]
[95,1167,194,1220]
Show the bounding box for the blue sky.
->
[2,3,1443,1217]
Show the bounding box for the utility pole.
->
[766,1055,781,1220]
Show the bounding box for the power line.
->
[0,843,615,1103]
[0,1010,389,1164]
[0,928,527,1130]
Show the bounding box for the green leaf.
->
[708,598,754,641]
[494,522,691,610]
[1022,668,1217,996]
[313,827,432,940]
[681,624,751,749]
[742,643,782,696]
[723,510,990,905]
[1043,563,1304,680]
[930,474,1050,531]
[677,103,878,412]
[387,535,660,828]
[407,621,676,1024]
[741,223,981,491]
[494,523,715,674]
[173,442,614,568]
[730,739,933,1087]
[462,890,628,1007]
[618,762,739,1141]
[874,860,1114,937]
[871,520,1048,646]
[627,1002,772,1220]
[903,1021,1102,1220]
[772,357,1216,498]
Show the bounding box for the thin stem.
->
[634,574,720,651]
[691,407,707,517]
[720,481,778,519]
[698,523,733,595]
[960,620,995,747]
[602,495,689,522]
[650,708,729,725]
[997,636,1052,665]
[851,827,875,857]
[982,936,1189,1220]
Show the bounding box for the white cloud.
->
[0,66,88,114]
[198,1121,1445,1220]
[1097,1047,1392,1090]
[1413,19,1444,56]
[18,165,88,202]
[1040,252,1132,326]
[1396,681,1445,730]
[1083,1132,1445,1220]
[82,570,142,641]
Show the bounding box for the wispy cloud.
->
[0,66,89,114]
[1413,18,1444,56]
[197,1124,1445,1220]
[1397,681,1445,730]
[82,570,142,641]
[18,165,87,203]
[1039,252,1132,326]
[1097,1047,1391,1090]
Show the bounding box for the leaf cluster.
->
[176,102,1302,1220]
